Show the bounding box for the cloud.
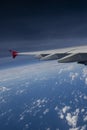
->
[54,106,59,111]
[81,109,85,113]
[80,125,86,130]
[58,65,75,74]
[0,86,10,92]
[19,114,24,121]
[81,68,87,85]
[82,68,87,77]
[59,111,64,119]
[83,115,87,122]
[65,109,79,128]
[66,113,78,128]
[69,126,87,130]
[69,72,78,81]
[43,108,49,115]
[62,106,71,114]
[85,78,87,85]
[46,128,50,130]
[58,106,71,120]
[69,127,79,130]
[83,95,87,100]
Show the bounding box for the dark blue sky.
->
[0,0,87,57]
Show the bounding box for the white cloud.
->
[36,99,41,106]
[74,109,80,115]
[59,112,64,119]
[0,86,10,92]
[35,98,48,108]
[83,115,87,122]
[83,95,87,100]
[85,78,87,85]
[80,125,86,130]
[62,106,70,113]
[69,127,79,130]
[19,115,24,121]
[81,109,85,113]
[66,113,78,127]
[82,68,87,77]
[82,68,87,85]
[69,108,80,127]
[46,128,50,130]
[16,89,25,95]
[54,106,59,111]
[58,65,74,74]
[58,109,64,119]
[69,72,78,81]
[58,106,71,120]
[43,108,49,115]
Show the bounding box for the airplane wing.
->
[58,53,87,65]
[9,46,87,65]
[9,48,75,60]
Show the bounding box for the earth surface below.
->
[0,60,87,130]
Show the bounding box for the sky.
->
[1,0,87,57]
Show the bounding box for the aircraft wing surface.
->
[10,46,87,65]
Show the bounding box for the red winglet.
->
[9,50,18,58]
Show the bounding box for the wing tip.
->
[9,50,18,59]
